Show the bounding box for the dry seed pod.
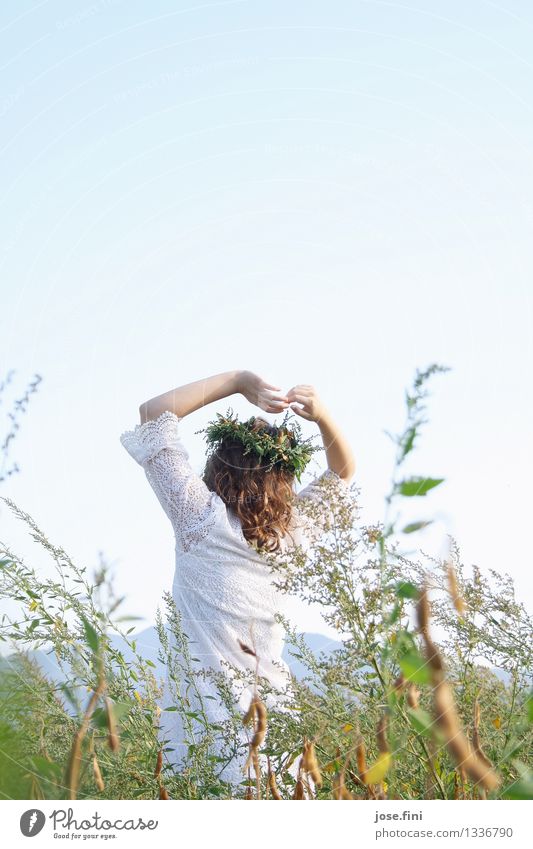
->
[424,737,437,800]
[242,697,257,726]
[446,561,466,616]
[346,766,364,788]
[92,754,104,792]
[66,677,106,800]
[332,771,353,799]
[406,684,420,709]
[356,737,367,780]
[376,711,389,754]
[302,739,322,788]
[393,672,406,693]
[252,750,260,783]
[250,698,267,745]
[416,586,443,673]
[416,585,430,637]
[107,731,120,752]
[238,639,257,657]
[302,773,315,799]
[432,667,500,791]
[454,766,466,799]
[293,777,306,799]
[292,759,306,799]
[472,698,493,771]
[67,736,83,801]
[104,696,120,752]
[473,697,482,732]
[417,588,501,794]
[267,758,282,800]
[154,749,163,778]
[425,634,444,674]
[282,749,299,773]
[243,697,267,772]
[433,673,499,790]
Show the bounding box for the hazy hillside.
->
[0,626,511,704]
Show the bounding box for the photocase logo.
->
[20,809,46,837]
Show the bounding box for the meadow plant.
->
[0,364,531,799]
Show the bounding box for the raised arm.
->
[139,370,290,423]
[315,412,356,481]
[286,384,356,481]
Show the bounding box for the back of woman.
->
[119,369,356,792]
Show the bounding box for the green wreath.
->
[195,406,322,483]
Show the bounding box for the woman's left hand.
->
[238,371,289,413]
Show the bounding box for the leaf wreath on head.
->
[195,406,322,483]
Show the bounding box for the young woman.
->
[119,369,356,790]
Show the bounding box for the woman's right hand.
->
[238,370,290,414]
[286,384,329,423]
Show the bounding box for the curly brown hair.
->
[201,416,297,552]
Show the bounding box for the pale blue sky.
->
[1,1,532,641]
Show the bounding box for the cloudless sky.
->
[1,0,532,648]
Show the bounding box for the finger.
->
[287,388,311,399]
[264,390,290,403]
[263,398,288,409]
[289,402,310,418]
[264,388,283,396]
[264,404,288,413]
[290,405,310,420]
[288,393,309,405]
[262,381,283,391]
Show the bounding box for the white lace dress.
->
[119,410,349,789]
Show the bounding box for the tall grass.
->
[0,364,531,800]
[0,369,43,485]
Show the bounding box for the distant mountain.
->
[0,627,341,687]
[1,626,511,702]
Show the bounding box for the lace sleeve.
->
[119,410,219,552]
[293,467,350,546]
